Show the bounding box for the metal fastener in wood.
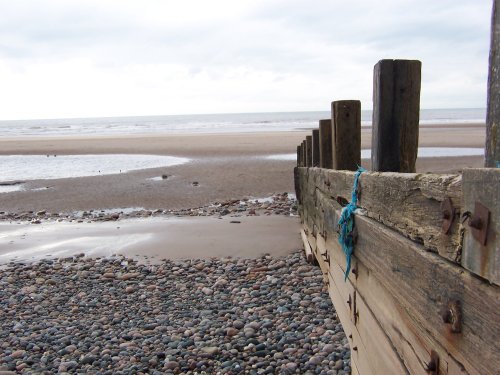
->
[462,201,491,246]
[441,197,455,234]
[425,350,439,375]
[441,300,462,333]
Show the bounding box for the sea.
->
[0,108,486,137]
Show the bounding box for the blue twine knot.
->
[338,167,366,281]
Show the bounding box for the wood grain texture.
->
[461,168,500,285]
[486,0,500,167]
[313,227,470,375]
[300,228,314,263]
[307,168,463,262]
[303,232,380,375]
[297,168,500,374]
[332,100,361,171]
[319,119,333,169]
[372,59,421,172]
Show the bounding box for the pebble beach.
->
[0,252,350,375]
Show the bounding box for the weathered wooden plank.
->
[312,129,320,167]
[303,168,462,262]
[306,135,312,167]
[314,229,470,375]
[300,228,313,263]
[296,145,301,167]
[486,0,500,167]
[319,119,333,169]
[304,234,376,375]
[462,168,500,285]
[372,59,421,172]
[305,230,408,375]
[332,100,361,171]
[302,186,500,375]
[351,359,361,375]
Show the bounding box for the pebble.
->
[0,193,297,223]
[201,287,213,295]
[0,251,349,373]
[226,327,239,336]
[125,286,135,293]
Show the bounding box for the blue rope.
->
[338,167,366,281]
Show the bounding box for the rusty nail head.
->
[353,291,358,325]
[441,300,462,333]
[352,346,358,351]
[441,198,455,234]
[469,201,490,246]
[426,350,439,374]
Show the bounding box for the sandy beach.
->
[0,124,486,214]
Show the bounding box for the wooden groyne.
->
[294,6,500,372]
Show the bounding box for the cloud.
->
[0,0,492,119]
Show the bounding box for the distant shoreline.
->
[0,109,486,138]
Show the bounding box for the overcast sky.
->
[0,0,493,120]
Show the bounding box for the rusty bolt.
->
[425,350,439,374]
[441,300,462,333]
[352,346,358,351]
[469,217,483,230]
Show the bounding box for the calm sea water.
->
[0,108,485,137]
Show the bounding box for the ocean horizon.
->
[0,108,486,138]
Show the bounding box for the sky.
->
[0,0,493,120]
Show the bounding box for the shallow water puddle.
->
[0,154,190,182]
[0,216,300,264]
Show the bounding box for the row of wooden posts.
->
[297,59,423,173]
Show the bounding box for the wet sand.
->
[0,215,301,264]
[0,124,486,214]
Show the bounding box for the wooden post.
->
[297,145,301,167]
[301,140,307,167]
[371,59,421,172]
[319,119,333,169]
[312,129,320,167]
[332,100,361,171]
[306,136,312,167]
[486,0,500,168]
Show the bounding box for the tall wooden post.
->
[332,100,361,171]
[312,129,320,167]
[306,136,312,167]
[371,59,421,172]
[301,141,307,167]
[297,145,301,167]
[486,0,500,168]
[319,119,333,169]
